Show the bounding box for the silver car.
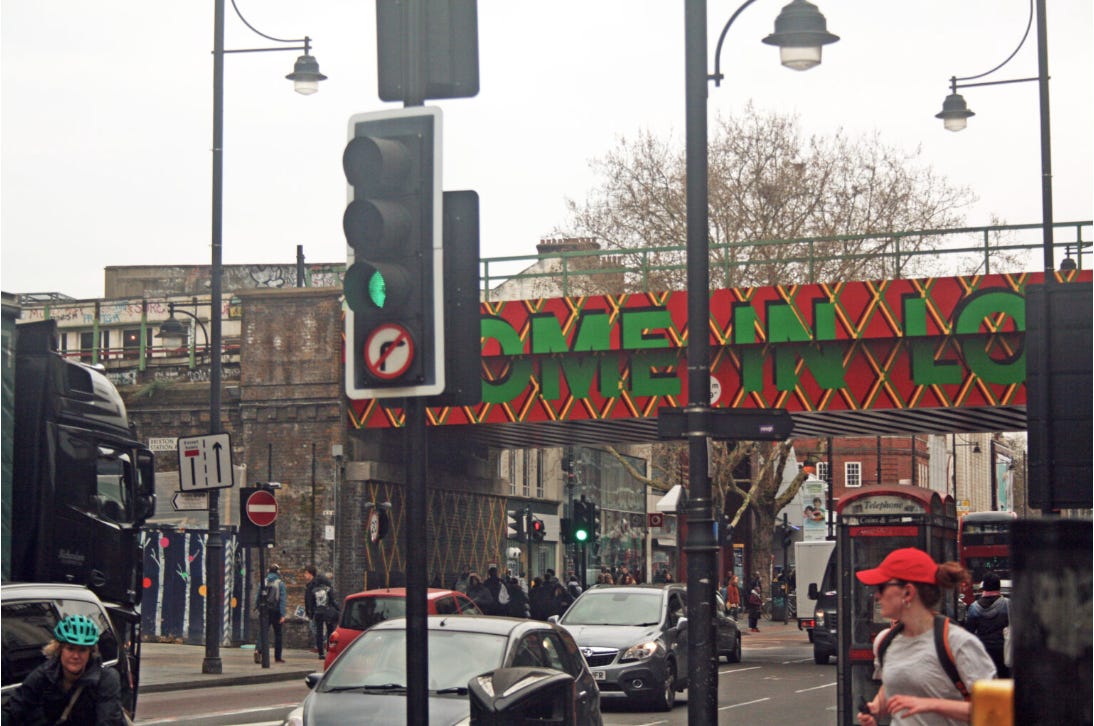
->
[555,584,740,711]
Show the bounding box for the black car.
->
[811,550,838,665]
[555,584,741,711]
[283,615,602,726]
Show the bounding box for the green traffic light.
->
[368,269,387,308]
[574,529,588,542]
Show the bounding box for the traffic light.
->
[718,512,734,547]
[507,510,525,543]
[530,517,546,543]
[572,499,589,543]
[559,517,572,545]
[343,107,443,399]
[590,503,601,542]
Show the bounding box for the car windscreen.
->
[321,628,508,692]
[560,591,664,626]
[341,596,407,631]
[1,597,119,688]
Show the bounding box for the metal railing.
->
[481,220,1091,301]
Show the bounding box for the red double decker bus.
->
[958,511,1017,605]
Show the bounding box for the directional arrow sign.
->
[177,434,235,491]
[172,491,209,511]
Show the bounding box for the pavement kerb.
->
[140,667,315,694]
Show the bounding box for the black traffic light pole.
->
[402,1,429,722]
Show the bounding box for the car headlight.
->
[282,705,304,726]
[619,640,660,663]
[814,609,825,626]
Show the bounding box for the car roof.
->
[343,588,468,601]
[370,615,546,637]
[584,584,679,595]
[1,582,107,603]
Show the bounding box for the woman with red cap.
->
[855,548,995,726]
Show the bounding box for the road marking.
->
[719,697,771,711]
[782,657,817,663]
[137,704,299,724]
[719,665,762,675]
[795,681,837,693]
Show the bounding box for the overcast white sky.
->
[2,1,1091,300]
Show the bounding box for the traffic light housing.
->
[572,499,589,543]
[718,512,734,547]
[343,107,443,399]
[529,517,546,543]
[559,517,572,545]
[589,503,601,542]
[507,510,526,543]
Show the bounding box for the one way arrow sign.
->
[177,434,235,491]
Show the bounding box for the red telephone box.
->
[834,487,957,725]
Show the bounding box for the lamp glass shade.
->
[943,116,968,132]
[779,45,822,71]
[293,80,319,96]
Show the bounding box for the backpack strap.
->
[933,614,969,700]
[877,617,969,701]
[876,622,904,668]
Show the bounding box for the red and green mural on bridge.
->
[347,271,1089,430]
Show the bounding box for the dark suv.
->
[811,550,838,665]
[554,584,740,711]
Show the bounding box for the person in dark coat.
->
[304,565,340,660]
[548,582,573,619]
[2,614,127,725]
[466,573,495,614]
[528,577,552,620]
[966,571,1010,677]
[482,566,506,616]
[505,577,530,618]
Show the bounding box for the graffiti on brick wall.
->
[141,529,247,645]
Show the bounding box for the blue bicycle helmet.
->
[54,615,101,646]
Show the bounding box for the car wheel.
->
[807,629,815,643]
[726,632,742,663]
[648,660,676,711]
[813,647,829,665]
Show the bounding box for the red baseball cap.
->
[855,547,939,585]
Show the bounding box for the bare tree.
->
[561,104,975,291]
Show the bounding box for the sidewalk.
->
[139,643,323,693]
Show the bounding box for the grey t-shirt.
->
[873,622,997,726]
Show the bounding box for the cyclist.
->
[2,614,127,725]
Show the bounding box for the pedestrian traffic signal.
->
[530,517,546,543]
[507,510,525,543]
[343,107,443,399]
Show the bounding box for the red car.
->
[324,588,481,668]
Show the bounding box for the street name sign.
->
[172,491,209,511]
[177,434,234,491]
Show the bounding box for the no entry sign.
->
[364,323,415,380]
[246,489,278,527]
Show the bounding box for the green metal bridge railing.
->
[481,220,1091,300]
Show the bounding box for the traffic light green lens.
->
[368,270,387,308]
[575,530,588,542]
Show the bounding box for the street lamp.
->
[683,0,836,721]
[933,0,1053,273]
[203,0,325,675]
[156,299,210,367]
